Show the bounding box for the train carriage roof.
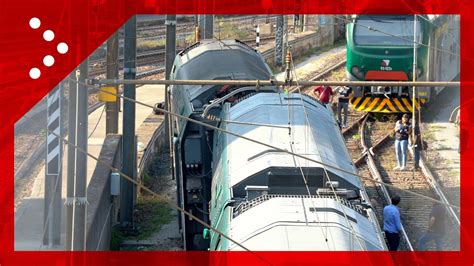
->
[173,40,274,101]
[222,93,361,190]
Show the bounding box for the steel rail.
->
[360,115,415,251]
[412,148,460,226]
[289,60,347,92]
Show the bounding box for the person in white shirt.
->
[336,81,353,128]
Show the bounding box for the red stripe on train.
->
[365,71,408,81]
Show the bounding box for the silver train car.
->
[169,40,386,251]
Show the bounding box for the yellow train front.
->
[350,88,426,113]
[346,15,459,113]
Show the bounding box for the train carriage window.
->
[354,17,422,46]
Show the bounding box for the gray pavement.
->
[14,85,165,250]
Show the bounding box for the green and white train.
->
[169,40,387,251]
[346,15,459,113]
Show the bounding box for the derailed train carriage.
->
[346,15,460,113]
[169,40,387,251]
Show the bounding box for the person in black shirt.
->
[394,114,412,171]
[417,195,446,250]
[336,83,353,128]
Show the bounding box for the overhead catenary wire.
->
[45,130,272,264]
[209,35,339,249]
[285,47,337,250]
[95,15,462,79]
[285,91,336,249]
[396,2,461,50]
[57,14,462,251]
[62,75,458,254]
[70,78,461,212]
[333,15,461,58]
[86,81,460,211]
[205,38,349,248]
[287,49,367,251]
[88,105,105,139]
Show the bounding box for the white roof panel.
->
[230,197,384,251]
[225,93,360,188]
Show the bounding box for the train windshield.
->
[354,17,422,46]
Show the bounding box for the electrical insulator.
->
[195,27,201,42]
[285,51,292,65]
[284,50,293,84]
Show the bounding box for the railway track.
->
[15,32,284,198]
[289,56,460,251]
[136,15,278,36]
[357,115,414,251]
[14,62,169,206]
[90,36,276,77]
[341,113,460,251]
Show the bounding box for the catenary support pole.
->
[165,14,176,150]
[412,15,417,141]
[121,15,137,228]
[283,15,288,61]
[66,71,76,250]
[72,59,88,251]
[275,15,284,67]
[105,32,119,134]
[198,15,213,40]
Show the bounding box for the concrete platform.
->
[14,84,165,250]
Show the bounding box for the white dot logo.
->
[29,68,41,79]
[57,42,68,54]
[29,17,41,29]
[28,19,69,79]
[43,30,55,42]
[43,55,55,67]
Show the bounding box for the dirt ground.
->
[421,87,460,208]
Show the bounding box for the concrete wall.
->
[262,30,334,66]
[85,134,122,250]
[138,123,166,181]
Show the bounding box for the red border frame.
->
[1,0,473,265]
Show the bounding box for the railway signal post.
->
[43,83,63,247]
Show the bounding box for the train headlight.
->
[351,66,365,79]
